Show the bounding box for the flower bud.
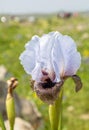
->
[6,77,18,130]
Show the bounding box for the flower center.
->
[41,78,56,88]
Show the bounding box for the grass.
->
[0,15,89,130]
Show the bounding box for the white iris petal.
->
[19,50,36,74]
[19,35,40,74]
[59,35,81,76]
[19,31,81,82]
[51,32,64,82]
[31,63,42,81]
[39,32,57,80]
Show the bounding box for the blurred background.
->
[0,0,89,130]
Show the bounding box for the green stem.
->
[49,89,63,130]
[10,126,14,130]
[0,113,6,130]
[58,98,62,130]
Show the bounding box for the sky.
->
[0,0,89,14]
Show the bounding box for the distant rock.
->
[82,33,89,40]
[21,99,42,129]
[0,81,7,119]
[67,105,75,112]
[0,65,7,80]
[76,24,85,31]
[57,12,72,18]
[82,57,89,64]
[0,117,34,130]
[79,113,89,120]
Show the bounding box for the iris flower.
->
[19,31,82,104]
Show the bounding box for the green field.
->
[0,15,89,130]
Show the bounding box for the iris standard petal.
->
[25,35,40,50]
[51,32,64,82]
[39,32,56,64]
[19,31,81,82]
[64,52,81,75]
[19,50,36,74]
[31,63,42,81]
[59,35,81,76]
[19,35,40,74]
[38,32,57,80]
